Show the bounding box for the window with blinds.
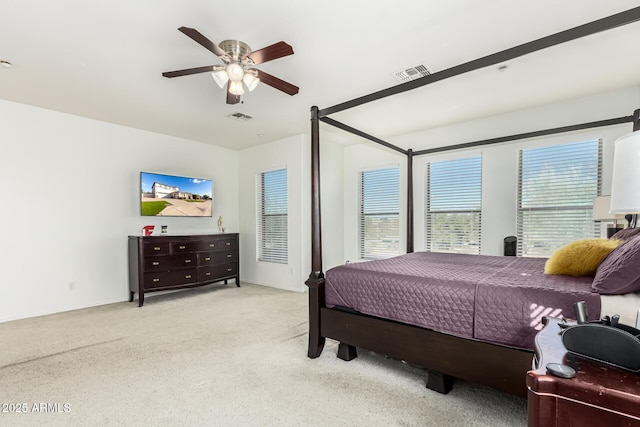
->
[359,167,400,259]
[425,155,482,254]
[256,168,288,263]
[518,140,602,257]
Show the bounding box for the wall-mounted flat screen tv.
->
[140,172,213,217]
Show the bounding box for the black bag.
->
[562,322,640,372]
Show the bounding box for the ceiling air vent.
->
[392,64,431,83]
[227,112,253,122]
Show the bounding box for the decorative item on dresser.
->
[128,233,239,307]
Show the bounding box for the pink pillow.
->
[592,234,640,295]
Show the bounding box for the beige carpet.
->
[0,283,526,426]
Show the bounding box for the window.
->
[518,140,602,257]
[257,168,288,263]
[359,167,400,259]
[425,155,482,254]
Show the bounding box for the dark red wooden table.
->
[527,317,640,426]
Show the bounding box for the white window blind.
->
[257,168,288,263]
[518,140,602,257]
[359,167,400,259]
[425,155,482,254]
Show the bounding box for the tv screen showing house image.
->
[140,172,213,217]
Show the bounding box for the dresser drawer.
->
[218,237,237,251]
[198,250,238,266]
[144,254,196,271]
[199,238,222,251]
[171,241,199,253]
[143,241,170,256]
[198,262,238,281]
[198,236,238,251]
[143,269,197,289]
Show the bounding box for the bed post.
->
[305,105,326,358]
[407,149,414,253]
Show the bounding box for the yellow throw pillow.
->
[544,238,622,277]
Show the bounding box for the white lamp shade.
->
[211,69,229,88]
[226,63,244,82]
[243,72,259,92]
[229,80,245,96]
[610,131,640,213]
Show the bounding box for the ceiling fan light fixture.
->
[226,62,244,82]
[164,28,298,105]
[243,71,259,92]
[229,80,245,96]
[211,68,229,88]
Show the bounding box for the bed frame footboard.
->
[314,304,533,398]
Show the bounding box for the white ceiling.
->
[1,1,639,150]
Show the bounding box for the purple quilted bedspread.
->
[324,252,600,350]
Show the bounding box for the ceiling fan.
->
[162,27,299,104]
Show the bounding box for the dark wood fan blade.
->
[254,69,299,96]
[162,65,215,78]
[226,83,241,104]
[178,26,227,57]
[247,41,294,65]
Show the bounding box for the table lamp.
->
[610,109,640,229]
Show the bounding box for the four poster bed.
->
[305,7,640,398]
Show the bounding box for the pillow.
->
[544,238,622,277]
[592,234,640,294]
[610,227,640,241]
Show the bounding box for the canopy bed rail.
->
[318,7,640,117]
[306,6,640,397]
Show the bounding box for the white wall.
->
[319,138,345,271]
[342,86,640,258]
[237,132,346,291]
[239,135,309,292]
[0,100,239,322]
[3,85,637,322]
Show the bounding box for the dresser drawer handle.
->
[227,268,232,272]
[178,245,186,250]
[185,275,192,279]
[153,247,161,251]
[226,242,231,246]
[227,254,232,258]
[209,243,215,248]
[205,257,211,261]
[205,272,211,276]
[152,262,159,266]
[185,259,192,263]
[152,278,160,282]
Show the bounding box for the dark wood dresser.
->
[527,317,640,426]
[128,233,239,306]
